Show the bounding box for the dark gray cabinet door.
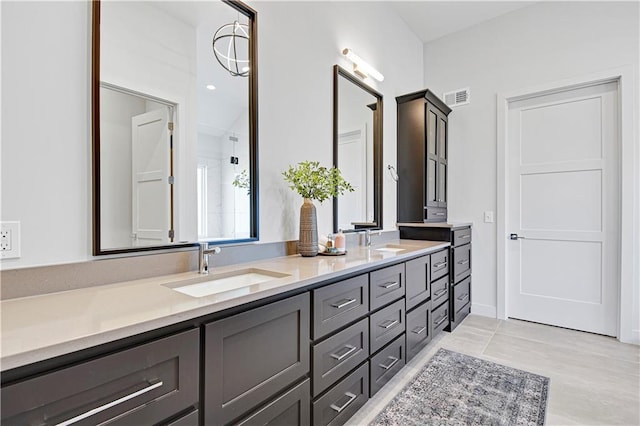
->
[431,249,449,281]
[312,362,369,426]
[1,329,200,426]
[453,243,471,283]
[166,409,199,426]
[370,335,405,396]
[235,379,311,426]
[405,255,430,311]
[432,300,450,336]
[453,276,471,315]
[406,300,432,362]
[370,299,405,354]
[313,274,369,340]
[312,318,369,397]
[425,103,448,211]
[370,263,405,311]
[204,293,310,425]
[430,274,449,309]
[452,227,471,247]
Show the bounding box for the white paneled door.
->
[507,81,619,336]
[131,108,171,246]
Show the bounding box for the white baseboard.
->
[625,329,640,345]
[471,303,497,318]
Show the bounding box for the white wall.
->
[0,1,423,269]
[422,2,639,338]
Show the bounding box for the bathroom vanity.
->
[1,240,452,426]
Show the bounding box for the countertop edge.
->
[1,241,450,372]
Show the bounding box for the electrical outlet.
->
[1,221,21,259]
[484,211,494,223]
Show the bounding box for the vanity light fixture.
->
[206,84,216,90]
[342,48,384,82]
[212,21,250,77]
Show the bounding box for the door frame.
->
[496,66,639,344]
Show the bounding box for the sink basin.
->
[164,268,290,298]
[373,244,419,253]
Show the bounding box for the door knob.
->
[509,233,525,240]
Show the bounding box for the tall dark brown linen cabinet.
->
[396,89,472,332]
[396,89,451,223]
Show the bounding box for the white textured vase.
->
[298,198,318,257]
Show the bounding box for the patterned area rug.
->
[371,348,549,426]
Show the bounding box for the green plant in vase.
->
[282,161,354,256]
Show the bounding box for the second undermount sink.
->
[164,268,290,298]
[373,244,419,253]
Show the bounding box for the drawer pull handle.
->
[379,356,400,370]
[433,288,447,298]
[331,298,357,309]
[55,381,163,426]
[330,392,357,413]
[433,261,447,269]
[459,234,471,239]
[411,326,427,334]
[379,319,399,329]
[433,212,445,216]
[458,260,469,266]
[379,281,400,289]
[330,344,357,361]
[435,313,448,326]
[457,294,470,302]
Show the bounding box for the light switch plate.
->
[484,211,494,223]
[1,221,21,259]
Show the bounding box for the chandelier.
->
[212,21,250,77]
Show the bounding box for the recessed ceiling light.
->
[206,84,216,90]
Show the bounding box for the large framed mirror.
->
[333,65,383,232]
[92,0,258,255]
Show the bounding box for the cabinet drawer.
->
[453,276,471,315]
[453,244,471,283]
[370,299,405,354]
[424,207,447,222]
[406,300,432,363]
[313,274,369,339]
[405,255,430,311]
[204,293,310,425]
[432,300,450,336]
[312,362,369,426]
[167,409,199,426]
[312,318,369,397]
[454,300,472,326]
[370,263,405,311]
[1,329,199,426]
[235,379,310,426]
[452,227,471,247]
[370,335,405,397]
[430,249,449,281]
[430,274,449,309]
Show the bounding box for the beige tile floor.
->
[347,315,640,425]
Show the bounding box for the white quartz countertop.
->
[0,239,449,372]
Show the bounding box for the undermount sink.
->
[373,244,419,253]
[164,268,290,298]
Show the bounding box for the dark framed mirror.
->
[333,65,383,233]
[92,0,258,255]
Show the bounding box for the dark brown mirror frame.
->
[332,64,383,233]
[91,0,259,255]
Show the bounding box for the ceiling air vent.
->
[443,87,470,107]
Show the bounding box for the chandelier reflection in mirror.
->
[212,21,250,77]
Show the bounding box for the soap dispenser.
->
[335,229,346,253]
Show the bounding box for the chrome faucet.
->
[199,243,221,274]
[357,229,372,247]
